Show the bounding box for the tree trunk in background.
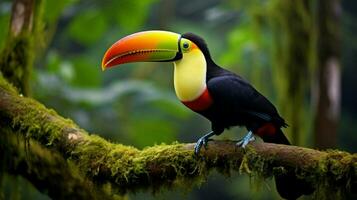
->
[270,0,341,147]
[313,0,341,149]
[10,0,34,37]
[269,0,313,145]
[0,0,40,96]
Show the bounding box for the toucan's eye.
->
[181,39,191,52]
[183,42,189,49]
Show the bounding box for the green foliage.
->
[46,51,75,81]
[107,0,158,31]
[0,7,10,50]
[68,9,108,45]
[43,0,78,23]
[127,117,177,148]
[151,99,190,119]
[67,0,158,46]
[71,57,102,87]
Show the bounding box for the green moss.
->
[236,147,356,199]
[0,51,74,149]
[0,34,34,95]
[75,138,357,197]
[0,73,18,94]
[71,139,206,193]
[1,128,121,199]
[0,83,79,147]
[10,99,73,145]
[311,150,357,199]
[239,146,276,178]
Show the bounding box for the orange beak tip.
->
[101,55,110,71]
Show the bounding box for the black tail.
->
[263,129,315,199]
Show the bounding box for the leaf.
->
[43,0,77,23]
[67,9,108,45]
[0,7,10,50]
[108,0,157,31]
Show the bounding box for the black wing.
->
[207,74,286,126]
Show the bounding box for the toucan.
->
[101,30,314,199]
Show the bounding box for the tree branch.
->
[0,76,356,196]
[0,129,113,200]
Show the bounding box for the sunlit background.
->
[1,0,356,199]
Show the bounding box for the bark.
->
[0,77,356,197]
[313,0,341,149]
[10,0,35,37]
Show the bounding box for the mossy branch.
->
[0,129,114,200]
[0,76,356,196]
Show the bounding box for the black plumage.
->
[183,33,286,140]
[182,33,314,199]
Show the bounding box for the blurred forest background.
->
[0,0,356,199]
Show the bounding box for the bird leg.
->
[236,130,255,148]
[194,131,215,155]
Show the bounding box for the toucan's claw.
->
[194,131,215,155]
[202,138,212,147]
[236,131,255,148]
[194,138,205,155]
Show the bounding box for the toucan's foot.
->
[236,131,255,148]
[194,131,215,156]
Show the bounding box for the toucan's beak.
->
[101,30,182,71]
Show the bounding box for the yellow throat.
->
[173,49,207,102]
